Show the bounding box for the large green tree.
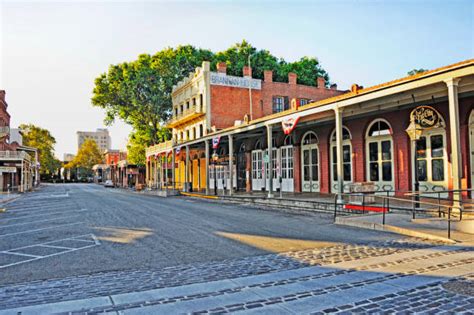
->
[19,123,61,176]
[65,139,103,177]
[407,68,428,76]
[92,40,332,150]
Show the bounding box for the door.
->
[301,144,319,192]
[412,131,448,196]
[237,152,246,191]
[367,139,394,192]
[280,145,294,192]
[266,148,280,191]
[330,144,352,193]
[252,150,265,191]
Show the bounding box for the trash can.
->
[349,182,375,204]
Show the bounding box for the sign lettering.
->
[210,73,261,90]
[410,106,443,129]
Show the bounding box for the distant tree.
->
[65,139,103,177]
[407,68,428,76]
[19,123,61,176]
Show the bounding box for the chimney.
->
[217,62,227,74]
[243,66,252,77]
[317,77,326,88]
[264,70,273,82]
[330,83,338,90]
[288,72,297,85]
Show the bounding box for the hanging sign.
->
[410,106,443,129]
[282,115,300,135]
[0,166,16,173]
[212,136,221,149]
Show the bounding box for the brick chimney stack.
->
[217,62,227,74]
[330,83,338,90]
[288,72,297,85]
[243,66,252,77]
[317,77,326,88]
[264,70,273,82]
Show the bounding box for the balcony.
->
[0,151,32,162]
[146,140,173,157]
[166,105,205,128]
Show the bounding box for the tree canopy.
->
[19,123,61,175]
[65,139,103,175]
[92,40,332,164]
[407,68,428,76]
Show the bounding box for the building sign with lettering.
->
[210,73,261,90]
[410,106,444,129]
[0,166,16,173]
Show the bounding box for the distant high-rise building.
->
[77,128,111,152]
[63,153,75,162]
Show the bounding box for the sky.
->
[1,0,473,159]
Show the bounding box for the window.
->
[199,124,203,138]
[368,120,392,137]
[193,98,196,107]
[200,94,203,110]
[180,104,184,113]
[272,96,289,113]
[186,130,190,140]
[283,136,293,146]
[175,108,178,116]
[192,127,196,140]
[186,101,190,109]
[302,132,318,145]
[300,99,310,106]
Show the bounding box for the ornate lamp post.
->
[406,121,423,210]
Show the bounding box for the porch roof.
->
[181,58,474,147]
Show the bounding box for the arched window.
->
[283,135,293,146]
[239,143,246,153]
[330,127,352,192]
[255,140,263,150]
[367,120,392,137]
[366,119,394,191]
[302,131,319,145]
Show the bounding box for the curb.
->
[180,192,219,200]
[335,217,457,244]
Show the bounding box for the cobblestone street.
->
[0,185,472,314]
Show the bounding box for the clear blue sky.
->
[1,0,473,159]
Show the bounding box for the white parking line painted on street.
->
[0,234,100,269]
[0,209,89,221]
[0,222,84,238]
[0,214,81,228]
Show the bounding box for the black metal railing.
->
[333,189,466,239]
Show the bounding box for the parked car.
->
[104,180,114,188]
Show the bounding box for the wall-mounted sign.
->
[210,73,261,90]
[410,106,444,129]
[0,166,16,173]
[282,115,300,135]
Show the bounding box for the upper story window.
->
[186,130,190,140]
[186,101,190,110]
[175,108,178,116]
[180,104,184,113]
[300,99,310,106]
[272,96,289,113]
[199,124,203,137]
[193,98,196,107]
[199,94,203,112]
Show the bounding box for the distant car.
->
[104,180,114,188]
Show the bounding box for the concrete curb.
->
[180,192,218,200]
[335,216,457,244]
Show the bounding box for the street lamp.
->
[406,121,423,211]
[212,151,218,195]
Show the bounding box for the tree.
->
[407,68,428,76]
[19,124,61,176]
[65,139,103,177]
[92,40,332,149]
[92,46,214,146]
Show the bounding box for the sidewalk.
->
[335,213,474,244]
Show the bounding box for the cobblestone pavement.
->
[0,238,436,311]
[1,238,473,314]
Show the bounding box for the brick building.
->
[0,90,38,192]
[146,61,344,191]
[146,59,474,202]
